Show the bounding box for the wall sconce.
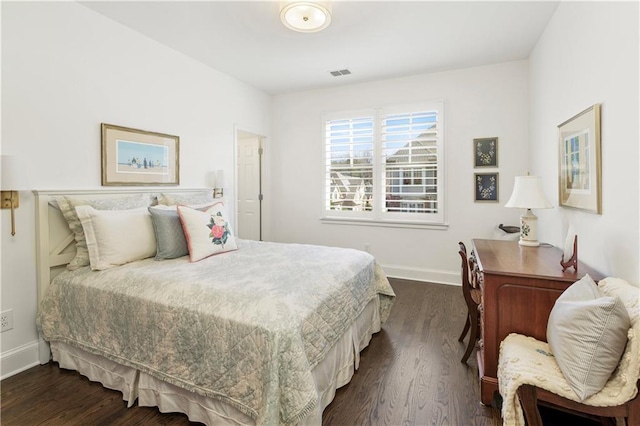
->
[211,170,225,198]
[505,176,553,246]
[1,155,27,236]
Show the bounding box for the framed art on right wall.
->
[558,104,602,214]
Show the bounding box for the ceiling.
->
[81,1,559,95]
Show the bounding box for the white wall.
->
[0,2,272,377]
[271,61,529,283]
[529,1,639,282]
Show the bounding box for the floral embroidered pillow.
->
[177,203,237,262]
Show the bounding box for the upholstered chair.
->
[498,276,640,426]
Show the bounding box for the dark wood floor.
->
[1,279,599,425]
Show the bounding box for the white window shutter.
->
[323,101,444,225]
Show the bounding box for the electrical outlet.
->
[1,309,14,332]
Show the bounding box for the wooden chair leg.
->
[458,314,470,342]
[517,385,543,426]
[461,309,478,363]
[599,417,616,426]
[628,397,640,426]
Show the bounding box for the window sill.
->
[320,216,449,230]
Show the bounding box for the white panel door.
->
[237,136,261,240]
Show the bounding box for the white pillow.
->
[547,274,630,401]
[177,203,237,262]
[57,194,154,270]
[76,206,157,270]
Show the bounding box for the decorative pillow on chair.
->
[177,203,237,262]
[76,206,157,270]
[546,274,631,401]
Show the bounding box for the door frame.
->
[234,125,267,241]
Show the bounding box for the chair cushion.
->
[546,274,630,401]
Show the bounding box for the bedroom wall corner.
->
[529,1,639,282]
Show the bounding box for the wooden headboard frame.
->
[33,188,212,363]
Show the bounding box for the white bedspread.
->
[37,240,395,426]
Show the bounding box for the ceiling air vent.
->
[330,69,351,77]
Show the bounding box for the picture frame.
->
[557,104,601,214]
[101,123,180,186]
[474,137,498,168]
[475,172,499,202]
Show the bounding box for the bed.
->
[34,189,395,426]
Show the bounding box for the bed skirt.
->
[50,296,381,425]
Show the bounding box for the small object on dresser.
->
[494,224,520,241]
[498,224,520,234]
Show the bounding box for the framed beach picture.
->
[101,123,180,186]
[475,172,499,202]
[474,137,498,168]
[557,104,601,214]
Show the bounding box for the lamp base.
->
[519,208,539,247]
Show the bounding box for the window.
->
[323,102,444,226]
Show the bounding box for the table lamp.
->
[505,176,553,246]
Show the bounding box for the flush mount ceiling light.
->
[280,1,332,33]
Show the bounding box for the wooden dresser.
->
[471,239,605,405]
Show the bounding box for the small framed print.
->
[475,172,499,202]
[101,123,180,186]
[474,137,498,168]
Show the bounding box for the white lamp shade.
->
[216,170,225,188]
[505,176,552,209]
[208,171,218,188]
[280,1,332,33]
[208,170,226,188]
[1,155,28,190]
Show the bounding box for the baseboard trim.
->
[381,264,460,286]
[1,339,41,380]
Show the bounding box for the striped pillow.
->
[546,274,630,401]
